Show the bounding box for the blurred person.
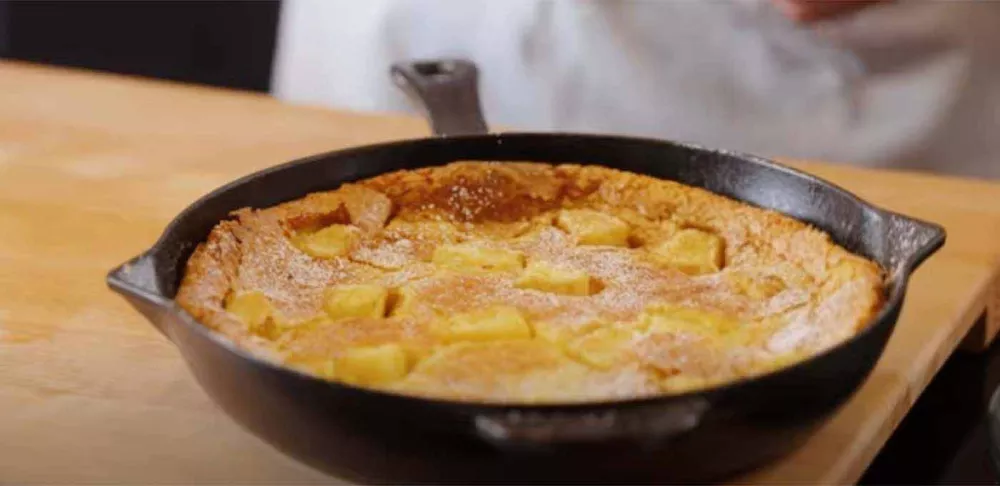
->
[272,0,1000,179]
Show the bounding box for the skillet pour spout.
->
[103,58,945,483]
[108,252,176,340]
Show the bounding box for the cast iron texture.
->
[988,383,1000,478]
[107,59,945,483]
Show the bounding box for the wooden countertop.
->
[1,61,998,484]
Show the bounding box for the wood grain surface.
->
[1,61,998,484]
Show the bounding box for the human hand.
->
[771,0,886,22]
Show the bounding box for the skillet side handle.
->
[390,59,489,136]
[474,399,709,452]
[106,253,175,341]
[882,212,947,276]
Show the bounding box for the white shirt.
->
[272,0,1000,179]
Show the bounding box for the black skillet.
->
[107,59,945,484]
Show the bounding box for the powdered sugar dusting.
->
[178,162,884,403]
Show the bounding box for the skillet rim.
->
[107,131,946,413]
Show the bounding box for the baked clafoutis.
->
[176,162,883,404]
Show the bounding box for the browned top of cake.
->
[175,162,883,404]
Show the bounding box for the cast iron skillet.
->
[107,59,945,484]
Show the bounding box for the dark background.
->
[0,0,280,92]
[1,1,997,483]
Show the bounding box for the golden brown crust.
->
[176,162,884,403]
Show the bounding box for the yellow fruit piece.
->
[333,344,410,386]
[641,305,739,337]
[225,291,272,331]
[626,219,680,248]
[651,228,725,275]
[432,243,525,272]
[387,285,418,317]
[565,327,633,370]
[323,284,389,319]
[555,209,630,247]
[515,261,597,296]
[533,319,603,344]
[292,224,358,258]
[446,306,532,342]
[727,271,786,299]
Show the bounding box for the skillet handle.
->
[390,59,489,136]
[106,253,175,341]
[474,399,709,451]
[881,212,946,275]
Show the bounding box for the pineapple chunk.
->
[515,261,597,296]
[432,243,525,272]
[323,284,389,319]
[386,285,418,317]
[293,224,358,258]
[533,319,603,344]
[626,219,680,248]
[726,271,786,299]
[555,209,630,246]
[641,305,739,337]
[565,327,633,370]
[446,306,532,342]
[225,291,272,331]
[650,228,725,275]
[333,343,410,386]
